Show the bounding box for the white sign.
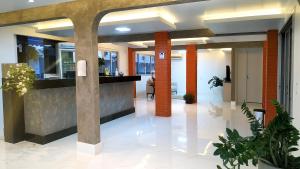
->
[159,52,165,59]
[77,60,87,77]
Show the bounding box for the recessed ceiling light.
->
[221,48,232,51]
[115,27,131,32]
[202,8,282,21]
[171,37,209,42]
[28,0,35,3]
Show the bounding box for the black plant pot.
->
[185,100,194,104]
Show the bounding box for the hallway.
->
[0,99,257,169]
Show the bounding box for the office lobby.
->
[0,0,300,169]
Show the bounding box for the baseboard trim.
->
[100,107,135,124]
[25,126,77,145]
[25,107,135,145]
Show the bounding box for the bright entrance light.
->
[28,0,35,3]
[115,27,131,32]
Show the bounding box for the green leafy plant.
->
[98,57,105,67]
[1,64,36,96]
[213,101,300,169]
[208,76,223,89]
[183,93,195,104]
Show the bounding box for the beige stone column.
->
[71,13,101,155]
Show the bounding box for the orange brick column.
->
[264,30,278,125]
[186,44,197,103]
[155,32,171,117]
[262,41,267,109]
[128,48,136,98]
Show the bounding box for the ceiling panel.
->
[0,0,74,13]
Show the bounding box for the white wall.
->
[0,25,72,139]
[98,43,128,75]
[0,27,128,139]
[0,27,18,139]
[171,55,186,96]
[135,49,231,102]
[292,4,300,155]
[135,51,186,98]
[197,49,231,103]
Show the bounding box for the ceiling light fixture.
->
[202,8,283,21]
[28,0,35,3]
[221,48,232,52]
[115,27,131,32]
[171,37,210,42]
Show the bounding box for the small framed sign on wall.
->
[159,52,165,59]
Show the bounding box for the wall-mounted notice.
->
[159,52,165,59]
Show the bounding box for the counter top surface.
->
[32,76,141,89]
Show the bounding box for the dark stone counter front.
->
[2,73,141,144]
[33,76,141,89]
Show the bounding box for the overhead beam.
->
[215,32,266,37]
[98,29,214,43]
[133,41,264,51]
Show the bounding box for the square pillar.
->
[73,16,101,155]
[128,48,136,98]
[264,30,278,125]
[186,44,197,103]
[155,32,171,117]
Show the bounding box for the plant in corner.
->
[98,57,105,67]
[1,64,36,96]
[98,57,105,75]
[208,76,223,89]
[213,100,300,169]
[183,93,195,104]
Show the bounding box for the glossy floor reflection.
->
[0,98,258,169]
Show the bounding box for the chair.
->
[171,82,177,95]
[146,79,154,99]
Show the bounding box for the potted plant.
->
[208,76,223,89]
[2,64,36,96]
[183,93,195,104]
[98,57,105,76]
[213,101,300,169]
[1,64,36,143]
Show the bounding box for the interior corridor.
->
[0,98,258,169]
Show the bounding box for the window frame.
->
[99,50,119,75]
[136,54,155,75]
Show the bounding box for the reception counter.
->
[2,76,140,144]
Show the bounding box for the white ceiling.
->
[0,0,74,13]
[1,0,298,46]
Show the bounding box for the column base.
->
[77,141,102,155]
[231,101,236,109]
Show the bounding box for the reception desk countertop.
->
[33,76,141,89]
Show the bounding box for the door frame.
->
[280,16,293,112]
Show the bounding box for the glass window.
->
[136,54,155,75]
[111,52,118,74]
[102,51,118,75]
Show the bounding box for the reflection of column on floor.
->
[155,118,172,168]
[186,105,198,155]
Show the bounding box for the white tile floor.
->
[0,98,258,169]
